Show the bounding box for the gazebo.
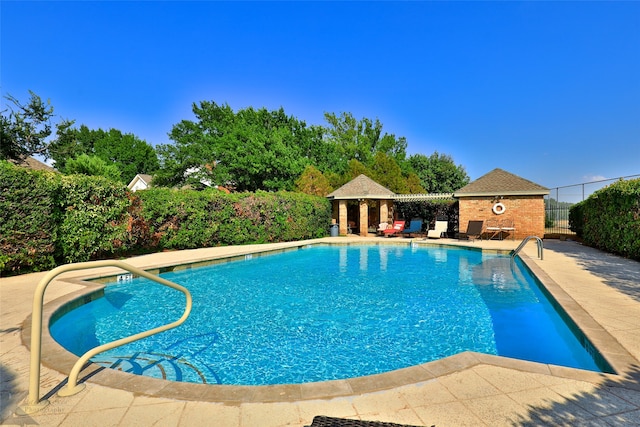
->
[326,175,396,236]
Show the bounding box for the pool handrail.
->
[511,236,544,260]
[18,260,192,414]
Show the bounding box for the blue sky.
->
[2,1,639,192]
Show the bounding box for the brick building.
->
[454,168,549,239]
[328,169,549,239]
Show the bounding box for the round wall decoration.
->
[492,202,506,215]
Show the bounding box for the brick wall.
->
[458,195,545,239]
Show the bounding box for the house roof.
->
[327,174,396,200]
[10,156,57,172]
[454,168,549,197]
[127,174,153,190]
[136,174,153,185]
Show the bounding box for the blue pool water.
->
[50,244,607,385]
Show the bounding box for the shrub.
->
[136,187,234,249]
[0,161,59,274]
[136,188,331,249]
[570,179,640,260]
[568,201,585,237]
[56,174,133,263]
[1,164,332,275]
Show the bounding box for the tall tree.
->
[408,152,469,193]
[50,125,159,184]
[295,165,333,196]
[65,154,122,181]
[322,112,407,173]
[0,91,54,160]
[370,152,411,194]
[158,102,323,192]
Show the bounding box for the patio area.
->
[2,237,640,426]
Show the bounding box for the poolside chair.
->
[426,220,448,239]
[376,222,389,236]
[401,219,423,237]
[486,219,501,240]
[347,221,356,234]
[458,220,484,241]
[383,220,405,237]
[500,218,515,240]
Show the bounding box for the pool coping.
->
[23,239,640,405]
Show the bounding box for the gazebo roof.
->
[454,168,549,197]
[327,174,396,200]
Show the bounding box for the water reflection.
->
[339,246,347,273]
[359,246,368,271]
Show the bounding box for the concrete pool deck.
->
[2,237,640,426]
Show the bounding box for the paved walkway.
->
[2,237,640,426]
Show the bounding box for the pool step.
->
[91,352,209,383]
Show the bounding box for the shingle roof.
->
[10,156,57,172]
[327,174,396,199]
[454,168,549,196]
[137,174,153,185]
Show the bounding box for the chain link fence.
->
[544,174,640,236]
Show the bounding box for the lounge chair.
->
[426,220,448,239]
[459,220,484,241]
[383,220,405,237]
[401,219,423,237]
[376,222,389,236]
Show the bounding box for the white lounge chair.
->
[426,220,448,239]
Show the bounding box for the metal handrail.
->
[511,236,544,260]
[18,260,192,414]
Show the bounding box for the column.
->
[380,200,390,224]
[339,200,348,235]
[359,200,369,236]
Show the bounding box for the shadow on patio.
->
[544,240,640,302]
[513,364,640,425]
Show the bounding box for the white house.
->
[127,174,153,192]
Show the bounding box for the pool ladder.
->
[18,260,192,414]
[511,236,544,260]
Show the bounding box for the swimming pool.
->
[50,244,611,386]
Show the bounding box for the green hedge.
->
[56,174,133,263]
[569,178,640,260]
[0,162,59,273]
[1,161,331,276]
[135,188,331,249]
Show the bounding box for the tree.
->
[370,152,410,194]
[408,152,469,193]
[48,123,100,169]
[0,91,54,160]
[322,112,407,174]
[50,125,159,184]
[405,173,426,194]
[342,159,372,184]
[94,129,158,184]
[159,102,322,192]
[295,165,333,196]
[65,154,122,181]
